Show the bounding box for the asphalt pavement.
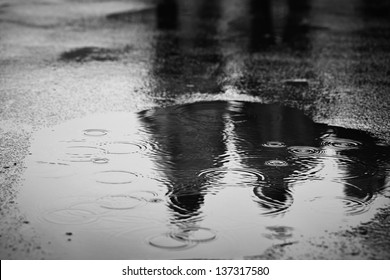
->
[1,0,390,259]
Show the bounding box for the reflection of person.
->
[156,0,178,30]
[139,102,228,222]
[283,0,311,50]
[232,102,319,214]
[139,101,390,220]
[250,0,274,51]
[153,0,223,96]
[249,0,312,51]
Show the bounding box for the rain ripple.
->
[287,146,322,156]
[104,141,145,154]
[83,129,108,137]
[320,138,362,150]
[97,195,145,210]
[148,227,216,250]
[43,208,98,225]
[95,170,139,184]
[64,146,106,162]
[265,160,289,167]
[198,167,266,187]
[262,141,287,148]
[253,185,294,216]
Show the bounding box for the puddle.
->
[20,101,390,259]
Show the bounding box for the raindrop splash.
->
[104,141,144,154]
[287,146,321,156]
[172,227,217,243]
[83,129,108,137]
[321,138,362,150]
[97,195,145,210]
[198,168,266,187]
[95,170,139,184]
[262,141,287,148]
[64,146,106,162]
[43,209,98,225]
[148,233,195,250]
[91,157,109,164]
[265,160,289,167]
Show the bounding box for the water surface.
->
[20,101,390,259]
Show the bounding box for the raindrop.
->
[91,157,109,164]
[265,160,289,167]
[130,190,160,200]
[148,233,195,250]
[262,141,287,148]
[83,129,108,137]
[341,197,370,215]
[43,209,98,225]
[198,168,266,186]
[95,170,139,184]
[64,146,106,162]
[172,227,217,243]
[97,195,144,210]
[287,146,320,156]
[321,138,362,150]
[105,141,144,154]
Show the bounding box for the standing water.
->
[20,101,390,259]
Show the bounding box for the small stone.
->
[65,232,73,236]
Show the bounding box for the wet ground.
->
[1,0,390,259]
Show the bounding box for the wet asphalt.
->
[1,0,390,259]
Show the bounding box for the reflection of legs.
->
[283,0,311,49]
[250,0,274,50]
[253,182,293,215]
[169,193,205,221]
[156,0,178,30]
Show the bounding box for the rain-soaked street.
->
[1,0,390,259]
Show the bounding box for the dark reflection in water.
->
[282,0,312,50]
[156,0,178,30]
[152,0,223,95]
[147,0,320,99]
[249,0,275,51]
[141,102,227,221]
[139,101,390,218]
